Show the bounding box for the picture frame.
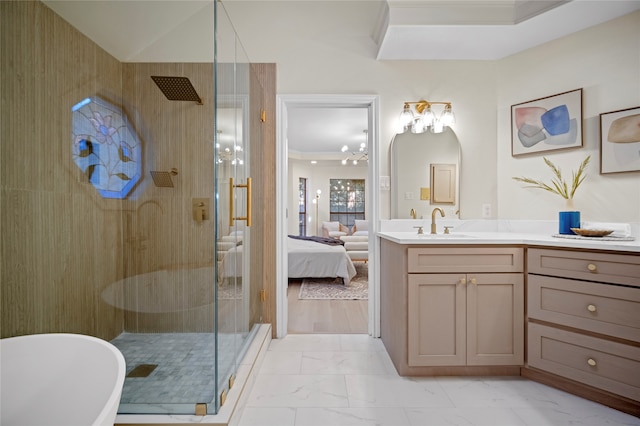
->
[599,106,640,174]
[511,88,583,157]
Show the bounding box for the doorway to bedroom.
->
[277,95,379,337]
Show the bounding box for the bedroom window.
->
[298,177,307,236]
[329,179,365,228]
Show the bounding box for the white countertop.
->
[377,219,640,253]
[377,231,640,253]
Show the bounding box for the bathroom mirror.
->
[390,127,461,219]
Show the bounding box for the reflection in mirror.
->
[391,127,461,219]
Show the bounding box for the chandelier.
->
[341,130,368,165]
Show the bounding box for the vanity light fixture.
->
[398,100,455,134]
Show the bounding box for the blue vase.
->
[559,211,580,235]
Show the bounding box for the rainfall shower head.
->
[150,168,178,188]
[151,76,202,105]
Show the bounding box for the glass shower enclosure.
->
[0,0,263,418]
[109,1,264,416]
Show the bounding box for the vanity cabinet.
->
[525,248,640,414]
[407,248,524,367]
[380,240,524,376]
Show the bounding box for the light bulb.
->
[353,159,358,165]
[430,118,444,134]
[422,106,435,128]
[441,109,455,127]
[411,116,426,134]
[397,104,414,133]
[341,145,349,152]
[341,159,347,165]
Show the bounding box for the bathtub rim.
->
[0,332,126,426]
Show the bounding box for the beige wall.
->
[497,11,640,223]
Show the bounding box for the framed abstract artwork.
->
[511,88,583,157]
[600,106,640,174]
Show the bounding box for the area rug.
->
[298,262,368,300]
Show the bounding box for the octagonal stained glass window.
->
[71,97,141,199]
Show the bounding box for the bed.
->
[287,236,357,284]
[219,237,357,284]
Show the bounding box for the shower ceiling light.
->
[398,100,455,134]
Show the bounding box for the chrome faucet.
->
[431,207,445,234]
[410,208,417,219]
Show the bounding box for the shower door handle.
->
[229,177,252,227]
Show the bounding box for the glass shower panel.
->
[213,1,263,414]
[112,60,218,414]
[111,2,221,417]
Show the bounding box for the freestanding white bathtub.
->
[0,333,126,426]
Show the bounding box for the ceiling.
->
[287,108,369,161]
[42,1,640,62]
[42,0,640,157]
[375,0,640,60]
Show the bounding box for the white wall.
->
[231,5,639,222]
[497,11,640,223]
[275,58,499,220]
[288,158,367,235]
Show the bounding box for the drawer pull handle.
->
[587,358,597,367]
[587,304,597,312]
[459,277,466,285]
[587,263,597,272]
[470,277,477,285]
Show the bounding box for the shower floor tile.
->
[111,332,245,405]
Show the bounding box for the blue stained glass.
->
[71,96,141,199]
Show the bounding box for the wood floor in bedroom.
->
[287,281,368,334]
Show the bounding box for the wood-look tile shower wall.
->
[1,1,238,338]
[1,1,125,339]
[121,62,216,333]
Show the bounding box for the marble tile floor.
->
[237,334,639,426]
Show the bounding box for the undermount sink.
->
[421,233,475,239]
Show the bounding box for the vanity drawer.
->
[408,247,523,273]
[528,248,640,287]
[528,275,640,343]
[528,323,640,402]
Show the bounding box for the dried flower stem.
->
[513,155,591,200]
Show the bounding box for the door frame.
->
[275,94,380,338]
